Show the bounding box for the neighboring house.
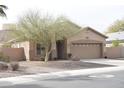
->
[106,31,124,47]
[11,26,107,61]
[0,30,12,47]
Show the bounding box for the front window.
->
[36,44,45,56]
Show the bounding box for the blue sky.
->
[0,0,124,32]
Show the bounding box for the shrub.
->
[112,40,120,47]
[3,56,10,62]
[0,52,10,62]
[10,62,19,71]
[104,56,108,59]
[1,43,12,48]
[0,62,8,70]
[0,52,4,61]
[53,57,57,60]
[68,53,72,59]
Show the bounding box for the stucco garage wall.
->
[68,29,106,43]
[67,28,106,58]
[0,48,25,61]
[70,42,103,59]
[12,41,30,61]
[106,46,124,58]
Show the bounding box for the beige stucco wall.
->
[68,29,106,43]
[0,48,25,61]
[12,41,41,61]
[67,29,106,58]
[12,41,30,61]
[106,46,124,58]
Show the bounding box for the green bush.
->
[112,40,120,47]
[0,52,10,62]
[1,43,12,48]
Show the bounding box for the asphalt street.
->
[1,70,124,88]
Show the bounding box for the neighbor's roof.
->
[106,31,124,41]
[0,30,13,43]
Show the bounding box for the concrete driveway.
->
[81,59,124,66]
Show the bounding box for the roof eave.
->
[82,26,108,38]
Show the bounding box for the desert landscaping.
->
[0,60,114,78]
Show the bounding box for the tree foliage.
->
[0,5,8,17]
[106,19,124,33]
[11,11,80,62]
[112,40,120,47]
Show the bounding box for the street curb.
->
[0,66,124,87]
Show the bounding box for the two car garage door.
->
[70,43,102,59]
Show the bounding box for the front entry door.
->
[56,40,67,59]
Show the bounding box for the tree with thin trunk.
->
[11,11,80,62]
[0,5,8,17]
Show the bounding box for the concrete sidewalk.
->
[0,66,124,87]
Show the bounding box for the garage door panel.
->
[71,43,101,59]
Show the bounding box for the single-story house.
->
[10,26,108,61]
[0,26,107,60]
[106,31,124,47]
